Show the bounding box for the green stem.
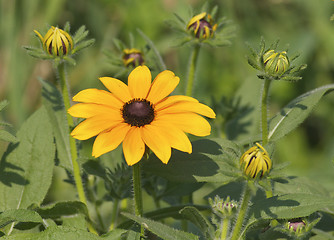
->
[221,218,230,240]
[132,162,144,236]
[261,78,271,145]
[185,44,201,96]
[109,198,120,231]
[230,182,252,240]
[56,62,96,233]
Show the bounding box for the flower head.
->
[68,66,215,166]
[34,26,73,56]
[187,12,217,39]
[263,50,290,77]
[122,48,145,67]
[240,143,272,179]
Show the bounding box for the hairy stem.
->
[261,78,271,145]
[185,44,201,96]
[221,218,230,240]
[230,182,252,240]
[132,162,144,236]
[56,62,96,234]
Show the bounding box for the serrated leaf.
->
[122,212,199,240]
[0,130,18,143]
[0,209,42,228]
[250,193,334,220]
[72,39,95,54]
[0,107,55,211]
[36,201,89,220]
[179,206,215,239]
[268,84,334,142]
[40,79,72,170]
[143,138,240,183]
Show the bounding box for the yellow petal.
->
[71,114,123,140]
[147,70,180,104]
[156,112,211,137]
[72,89,123,108]
[122,127,145,166]
[68,103,121,119]
[155,95,198,110]
[158,101,216,118]
[99,77,132,103]
[92,123,130,158]
[151,121,192,154]
[140,124,171,164]
[187,12,207,29]
[128,66,151,99]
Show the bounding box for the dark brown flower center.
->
[122,98,155,127]
[123,52,145,67]
[190,19,212,38]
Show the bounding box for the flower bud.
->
[34,26,73,56]
[263,50,290,76]
[210,196,238,218]
[240,143,272,179]
[187,12,217,39]
[122,48,145,67]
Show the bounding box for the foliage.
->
[0,0,334,239]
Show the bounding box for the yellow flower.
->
[122,48,145,67]
[187,12,217,39]
[240,143,272,179]
[34,26,73,56]
[68,66,216,166]
[263,50,290,76]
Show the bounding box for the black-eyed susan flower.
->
[240,143,272,179]
[68,65,215,166]
[122,48,145,67]
[187,12,217,39]
[34,26,73,56]
[263,50,289,77]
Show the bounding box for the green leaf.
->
[40,79,72,170]
[179,206,215,239]
[1,226,104,240]
[250,193,334,220]
[0,209,42,228]
[268,84,334,142]
[36,201,89,220]
[0,100,9,112]
[122,212,199,240]
[143,138,241,183]
[0,130,18,143]
[102,228,127,239]
[0,107,55,211]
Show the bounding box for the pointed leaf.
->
[0,209,42,228]
[144,138,241,183]
[250,193,334,220]
[36,201,89,220]
[268,84,334,142]
[0,107,55,211]
[40,79,72,170]
[179,206,215,239]
[0,130,18,143]
[122,212,199,240]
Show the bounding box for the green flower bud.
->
[122,48,145,67]
[210,196,238,218]
[263,50,290,77]
[34,26,73,57]
[187,12,217,39]
[240,143,272,179]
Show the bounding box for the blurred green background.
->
[0,0,334,195]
